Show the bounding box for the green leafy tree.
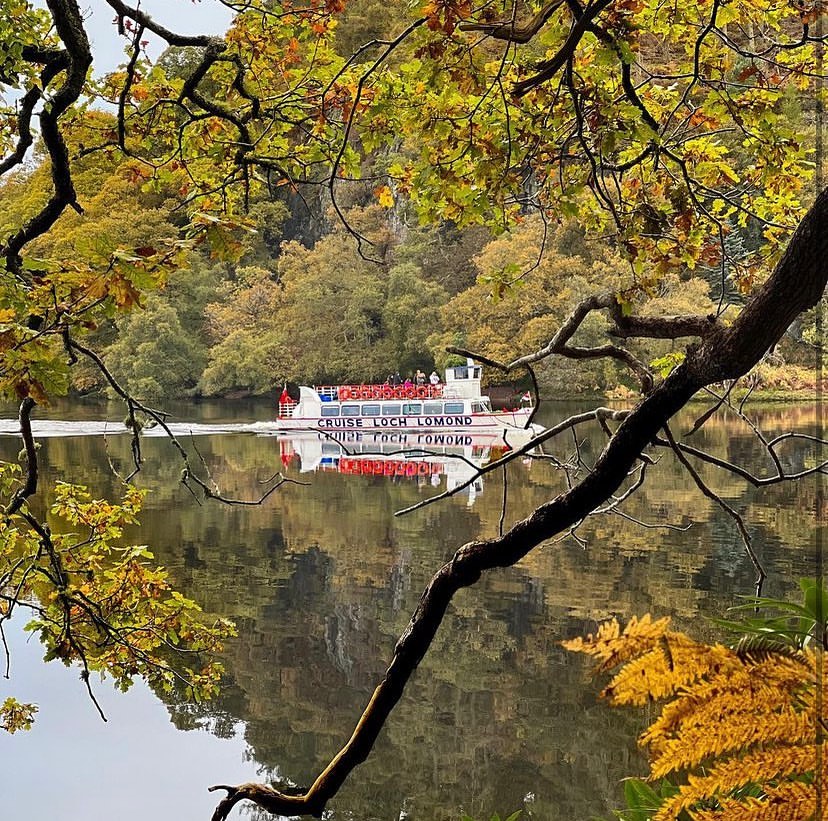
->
[200,217,448,392]
[104,295,206,401]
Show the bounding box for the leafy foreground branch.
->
[209,195,828,818]
[0,461,235,729]
[565,583,827,820]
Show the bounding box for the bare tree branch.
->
[103,0,222,48]
[661,424,765,590]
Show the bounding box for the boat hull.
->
[273,409,534,433]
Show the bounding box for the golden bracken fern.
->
[564,616,824,820]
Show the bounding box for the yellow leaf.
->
[376,185,394,208]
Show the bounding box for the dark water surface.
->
[0,397,821,821]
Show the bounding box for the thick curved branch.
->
[455,290,723,395]
[210,189,828,819]
[607,303,722,339]
[513,0,614,97]
[0,87,41,177]
[103,0,220,47]
[459,0,564,44]
[4,399,38,517]
[491,292,655,392]
[2,0,92,274]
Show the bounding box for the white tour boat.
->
[275,361,536,433]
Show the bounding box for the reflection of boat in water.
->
[276,361,538,434]
[278,429,537,504]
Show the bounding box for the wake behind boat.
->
[276,361,538,434]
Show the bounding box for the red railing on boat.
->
[338,458,443,477]
[315,383,444,401]
[278,401,296,418]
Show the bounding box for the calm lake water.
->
[0,397,822,821]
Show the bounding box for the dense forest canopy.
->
[0,0,826,819]
[0,0,824,401]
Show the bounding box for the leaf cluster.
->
[0,461,236,729]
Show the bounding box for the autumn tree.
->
[0,1,826,820]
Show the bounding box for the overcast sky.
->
[75,1,234,74]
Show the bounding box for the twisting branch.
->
[702,385,785,473]
[513,0,615,97]
[103,0,222,48]
[0,48,68,178]
[116,23,145,150]
[459,0,565,44]
[607,303,721,340]
[184,436,309,504]
[684,380,736,438]
[5,399,38,517]
[2,0,92,275]
[447,289,730,424]
[211,186,828,820]
[466,292,655,393]
[64,336,295,505]
[652,431,828,488]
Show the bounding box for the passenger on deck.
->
[415,369,426,385]
[429,370,440,386]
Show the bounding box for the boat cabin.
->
[276,360,533,432]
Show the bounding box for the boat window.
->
[382,403,402,416]
[471,401,485,413]
[402,403,422,414]
[362,404,381,416]
[471,366,482,379]
[321,443,343,455]
[444,402,465,414]
[341,404,360,416]
[320,406,340,417]
[423,402,443,415]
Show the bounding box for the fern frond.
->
[654,745,819,820]
[566,612,823,821]
[690,779,815,820]
[563,614,673,672]
[734,634,811,664]
[646,687,812,766]
[602,637,731,706]
[650,709,814,779]
[642,653,816,754]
